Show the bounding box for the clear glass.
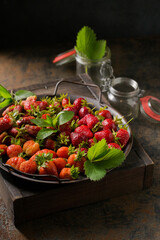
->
[107,77,142,119]
[75,50,114,92]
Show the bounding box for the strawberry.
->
[67,152,86,173]
[8,127,19,137]
[74,125,93,139]
[94,129,113,143]
[6,157,26,170]
[41,113,51,119]
[85,114,99,129]
[70,132,87,147]
[0,117,13,133]
[36,100,48,110]
[98,109,112,119]
[108,143,121,150]
[57,146,69,158]
[25,125,41,137]
[29,149,57,162]
[2,105,23,117]
[62,98,69,108]
[44,138,56,150]
[53,158,66,173]
[16,116,35,127]
[73,98,85,111]
[102,119,117,131]
[59,122,72,133]
[23,140,40,156]
[59,166,79,180]
[0,132,8,144]
[7,144,23,158]
[0,144,7,156]
[78,106,91,119]
[39,161,58,177]
[19,159,37,174]
[64,105,78,115]
[21,96,37,111]
[116,129,130,147]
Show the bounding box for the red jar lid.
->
[140,96,160,122]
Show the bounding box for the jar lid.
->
[140,96,160,123]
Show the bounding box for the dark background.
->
[0,0,160,47]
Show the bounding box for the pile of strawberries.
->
[0,94,130,181]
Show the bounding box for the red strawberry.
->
[23,140,40,156]
[94,129,113,143]
[44,139,56,150]
[98,110,112,119]
[0,144,7,156]
[73,98,85,111]
[0,117,13,133]
[36,100,48,110]
[59,166,79,180]
[29,149,57,161]
[8,127,19,137]
[67,153,86,173]
[59,122,72,133]
[108,142,121,150]
[25,125,41,137]
[7,144,23,158]
[102,119,117,131]
[21,96,37,111]
[39,161,58,177]
[6,157,26,170]
[64,105,78,115]
[78,106,91,119]
[53,158,66,173]
[16,116,35,127]
[62,98,69,108]
[116,129,130,147]
[57,146,69,158]
[85,114,99,129]
[70,132,87,147]
[19,159,37,174]
[2,105,23,116]
[74,125,93,139]
[41,113,51,119]
[78,115,87,125]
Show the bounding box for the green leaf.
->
[58,111,74,126]
[0,85,12,98]
[30,118,51,127]
[14,90,34,101]
[96,149,125,169]
[87,139,108,162]
[0,98,13,109]
[36,128,57,140]
[0,96,5,102]
[75,26,106,60]
[84,160,106,181]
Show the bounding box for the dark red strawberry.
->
[8,127,19,137]
[73,98,85,111]
[75,125,93,139]
[98,109,112,119]
[108,142,121,150]
[70,132,87,147]
[78,115,87,126]
[59,122,72,133]
[102,119,117,131]
[78,106,91,119]
[16,116,35,127]
[44,138,56,150]
[2,105,23,116]
[94,129,113,143]
[36,100,48,110]
[25,125,41,137]
[64,105,78,115]
[0,117,13,134]
[85,114,99,129]
[116,129,130,147]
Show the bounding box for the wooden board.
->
[0,74,154,226]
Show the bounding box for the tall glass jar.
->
[75,49,114,92]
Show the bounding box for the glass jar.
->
[107,77,144,119]
[75,49,114,92]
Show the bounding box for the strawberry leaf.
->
[0,85,12,98]
[84,160,106,181]
[58,111,74,126]
[36,129,57,140]
[0,98,13,109]
[87,139,108,162]
[14,90,34,101]
[30,119,51,127]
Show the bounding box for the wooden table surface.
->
[0,36,160,240]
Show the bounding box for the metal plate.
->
[0,93,133,185]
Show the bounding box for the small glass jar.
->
[75,49,114,92]
[107,77,144,119]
